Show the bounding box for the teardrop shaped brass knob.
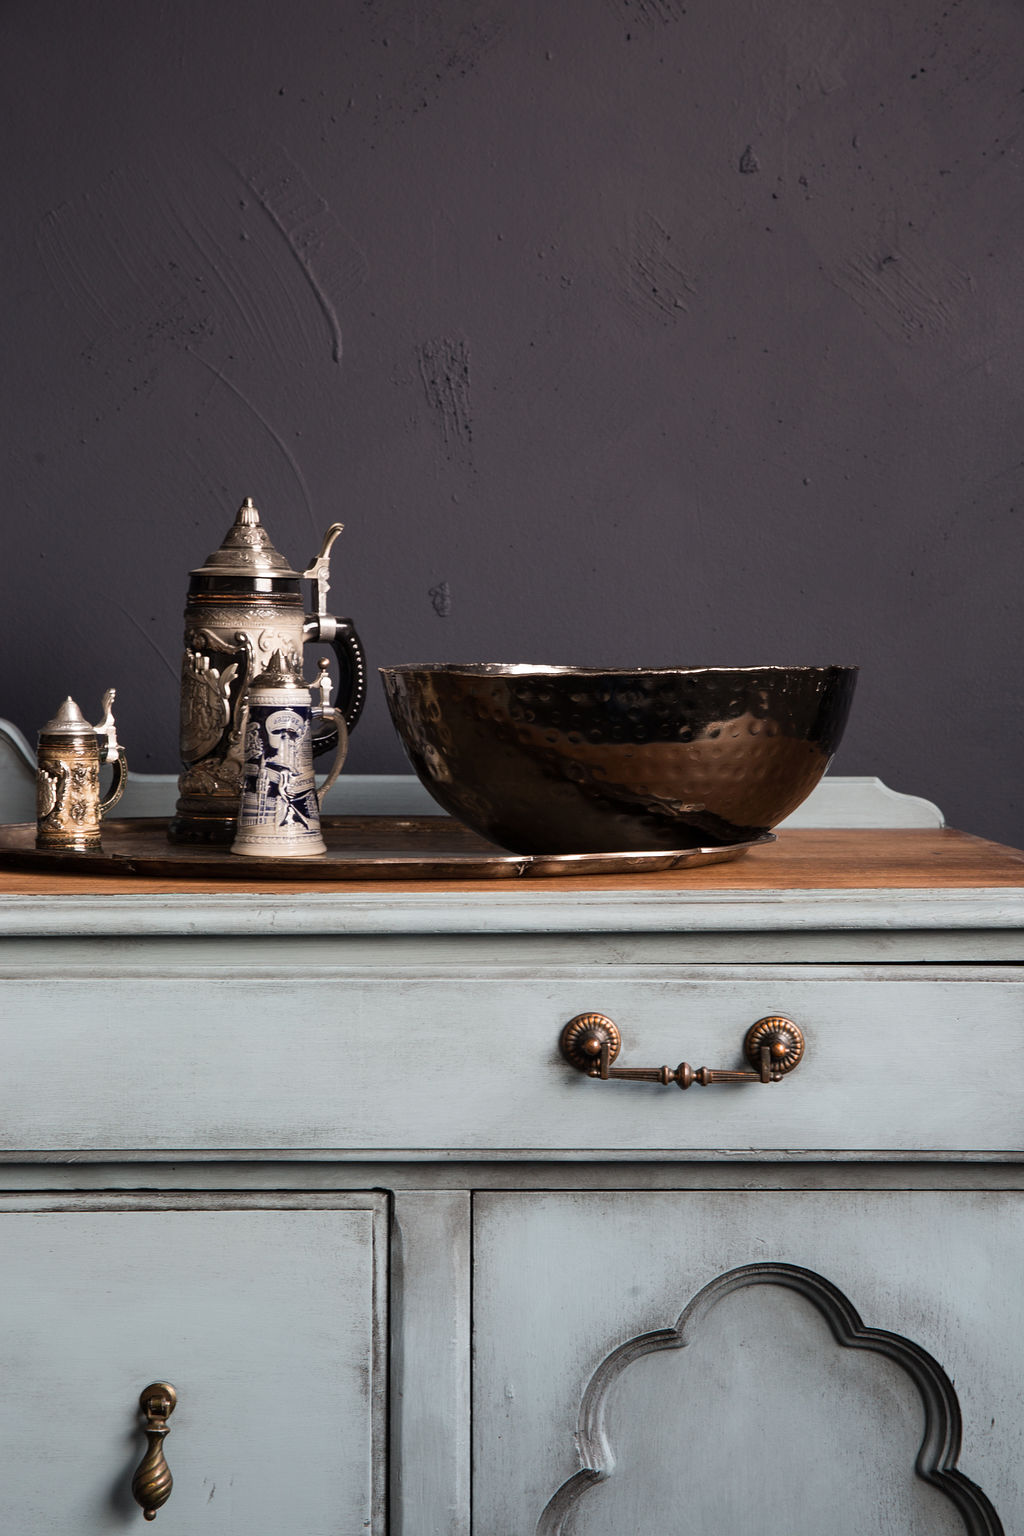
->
[131,1383,176,1520]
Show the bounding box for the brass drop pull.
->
[560,1013,804,1089]
[131,1383,177,1520]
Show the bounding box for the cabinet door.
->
[473,1191,1020,1535]
[0,1195,385,1533]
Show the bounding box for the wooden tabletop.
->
[0,828,1022,897]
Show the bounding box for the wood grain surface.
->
[0,827,1021,895]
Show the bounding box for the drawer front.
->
[0,1195,386,1534]
[2,969,1021,1154]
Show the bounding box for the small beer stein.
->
[231,654,347,858]
[36,691,128,851]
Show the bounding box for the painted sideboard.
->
[0,733,1022,1534]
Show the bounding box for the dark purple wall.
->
[3,0,1023,843]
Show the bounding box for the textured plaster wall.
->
[2,0,1022,844]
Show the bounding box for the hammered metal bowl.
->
[380,664,858,855]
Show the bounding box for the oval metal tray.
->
[0,817,773,881]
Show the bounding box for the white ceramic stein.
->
[231,653,347,858]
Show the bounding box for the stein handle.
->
[99,747,128,815]
[301,520,367,746]
[92,689,128,816]
[313,707,349,808]
[302,618,367,742]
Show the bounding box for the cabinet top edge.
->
[0,831,1022,936]
[1,886,1023,937]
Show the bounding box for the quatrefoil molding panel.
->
[536,1262,1003,1536]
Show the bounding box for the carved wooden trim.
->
[538,1261,1003,1536]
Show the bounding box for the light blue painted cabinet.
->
[0,766,1021,1533]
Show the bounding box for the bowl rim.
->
[379,662,859,678]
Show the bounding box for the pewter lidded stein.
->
[170,496,366,843]
[36,691,128,851]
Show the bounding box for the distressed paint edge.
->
[391,1191,471,1536]
[0,887,1023,936]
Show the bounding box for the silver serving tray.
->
[0,816,774,881]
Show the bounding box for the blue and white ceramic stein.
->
[231,652,347,858]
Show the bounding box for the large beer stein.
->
[170,496,366,843]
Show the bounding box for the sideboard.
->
[0,737,1022,1534]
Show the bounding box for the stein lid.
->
[191,496,300,579]
[250,649,306,691]
[39,696,93,740]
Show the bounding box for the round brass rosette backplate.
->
[744,1016,804,1079]
[560,1013,622,1072]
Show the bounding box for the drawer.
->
[0,1193,386,1534]
[3,967,1022,1154]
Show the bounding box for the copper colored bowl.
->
[380,664,858,855]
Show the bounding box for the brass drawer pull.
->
[131,1383,176,1520]
[560,1013,804,1089]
